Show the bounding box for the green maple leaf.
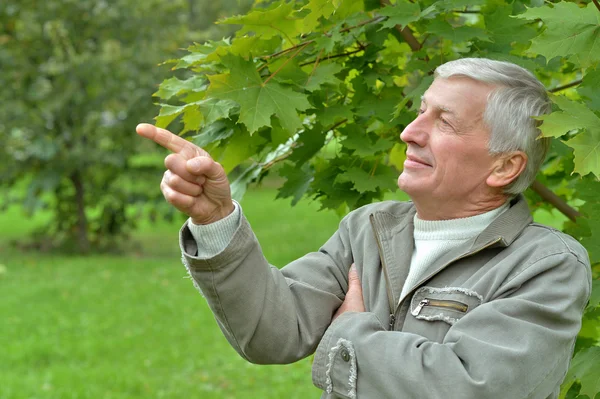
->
[219,1,301,40]
[427,19,490,43]
[484,6,537,50]
[560,346,600,399]
[518,2,600,68]
[335,165,398,193]
[181,106,203,134]
[192,120,235,148]
[217,131,267,173]
[207,54,311,134]
[153,76,207,100]
[155,104,187,128]
[276,162,314,205]
[314,29,343,53]
[378,1,421,30]
[302,0,336,32]
[175,39,229,69]
[565,128,600,177]
[578,68,600,112]
[537,95,600,138]
[304,63,344,91]
[289,124,326,165]
[314,104,354,126]
[227,36,282,59]
[342,126,395,157]
[198,98,238,126]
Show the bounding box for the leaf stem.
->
[549,79,583,93]
[299,46,368,67]
[263,42,310,86]
[306,49,324,87]
[262,16,386,60]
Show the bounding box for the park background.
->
[1,0,599,398]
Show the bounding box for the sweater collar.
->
[413,202,509,241]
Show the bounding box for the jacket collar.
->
[470,195,533,250]
[371,195,533,304]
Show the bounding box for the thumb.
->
[186,157,226,180]
[348,263,361,290]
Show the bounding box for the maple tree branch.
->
[299,46,367,67]
[548,79,583,93]
[262,16,386,60]
[593,0,600,12]
[261,119,349,171]
[530,181,580,222]
[339,16,387,33]
[265,40,315,59]
[379,0,422,51]
[263,42,310,86]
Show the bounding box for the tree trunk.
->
[70,171,90,253]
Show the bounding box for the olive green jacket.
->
[179,196,591,399]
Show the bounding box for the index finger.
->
[136,123,207,160]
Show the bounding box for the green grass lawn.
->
[0,188,341,399]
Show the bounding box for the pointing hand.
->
[136,123,234,224]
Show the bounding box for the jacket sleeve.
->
[311,249,591,399]
[179,210,354,364]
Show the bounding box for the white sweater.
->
[400,202,509,298]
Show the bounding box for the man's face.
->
[397,77,498,208]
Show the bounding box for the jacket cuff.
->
[312,312,362,399]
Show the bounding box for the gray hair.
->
[434,58,551,195]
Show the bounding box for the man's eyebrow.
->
[420,95,456,116]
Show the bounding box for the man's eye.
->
[440,117,451,125]
[418,109,425,115]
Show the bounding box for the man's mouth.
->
[404,154,431,168]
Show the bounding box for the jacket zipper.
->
[370,214,397,331]
[412,298,468,316]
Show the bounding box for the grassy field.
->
[0,188,341,399]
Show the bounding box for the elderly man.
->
[137,58,591,398]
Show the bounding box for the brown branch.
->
[593,0,600,12]
[530,181,580,222]
[548,79,583,93]
[299,47,367,67]
[379,0,422,51]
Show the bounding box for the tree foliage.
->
[0,1,252,252]
[155,0,600,395]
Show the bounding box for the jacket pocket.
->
[410,286,483,326]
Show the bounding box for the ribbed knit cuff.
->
[187,201,241,259]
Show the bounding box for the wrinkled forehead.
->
[423,77,495,117]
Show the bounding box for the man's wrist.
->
[191,201,235,225]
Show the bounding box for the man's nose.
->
[400,114,429,147]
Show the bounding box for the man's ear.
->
[487,151,527,188]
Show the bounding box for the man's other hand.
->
[136,123,234,225]
[333,264,365,321]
